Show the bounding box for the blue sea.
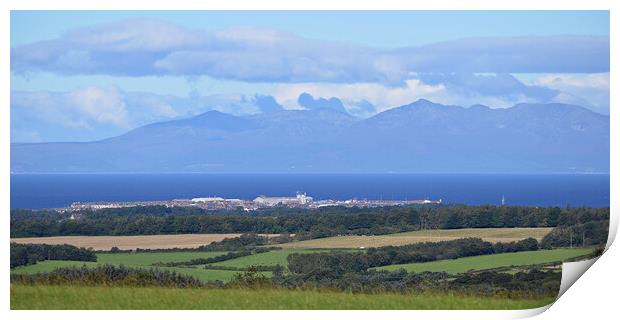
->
[10,174,610,209]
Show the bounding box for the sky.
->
[10,10,610,142]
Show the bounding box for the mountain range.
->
[10,99,610,173]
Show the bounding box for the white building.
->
[191,197,225,203]
[253,192,313,206]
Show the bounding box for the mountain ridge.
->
[10,99,609,174]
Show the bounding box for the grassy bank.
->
[10,285,555,310]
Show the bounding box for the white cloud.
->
[12,19,609,82]
[68,86,129,127]
[11,87,281,142]
[11,71,610,143]
[126,93,179,118]
[530,73,610,114]
[273,78,551,114]
[66,19,208,52]
[274,79,444,112]
[11,86,168,141]
[11,91,91,129]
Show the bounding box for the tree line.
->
[541,220,609,248]
[10,243,96,268]
[11,205,609,238]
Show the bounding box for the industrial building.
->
[253,192,313,206]
[191,197,225,202]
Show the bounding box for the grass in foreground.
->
[374,248,593,274]
[277,227,553,249]
[10,285,555,310]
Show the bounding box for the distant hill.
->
[10,99,609,173]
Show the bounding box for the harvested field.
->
[10,234,277,250]
[277,227,553,249]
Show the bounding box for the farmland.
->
[10,228,552,251]
[12,260,257,282]
[374,248,593,274]
[9,232,588,309]
[12,245,588,282]
[10,251,263,282]
[9,227,563,283]
[10,285,554,310]
[277,227,553,249]
[11,249,339,280]
[9,234,278,250]
[10,249,332,282]
[9,204,608,310]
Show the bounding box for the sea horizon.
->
[10,173,610,209]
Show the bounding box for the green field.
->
[11,260,260,282]
[12,247,592,282]
[10,251,274,282]
[10,285,554,310]
[10,250,338,282]
[374,248,593,274]
[210,249,327,269]
[96,251,227,265]
[11,251,230,270]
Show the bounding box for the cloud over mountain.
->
[254,95,284,113]
[10,100,609,174]
[416,73,558,102]
[10,87,286,142]
[11,19,609,84]
[530,73,610,115]
[10,18,610,143]
[298,93,347,113]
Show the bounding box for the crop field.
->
[210,249,328,268]
[374,248,593,274]
[277,227,553,249]
[10,285,555,310]
[9,251,274,282]
[10,234,278,250]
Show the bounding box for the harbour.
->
[65,192,442,212]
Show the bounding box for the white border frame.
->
[2,1,617,319]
